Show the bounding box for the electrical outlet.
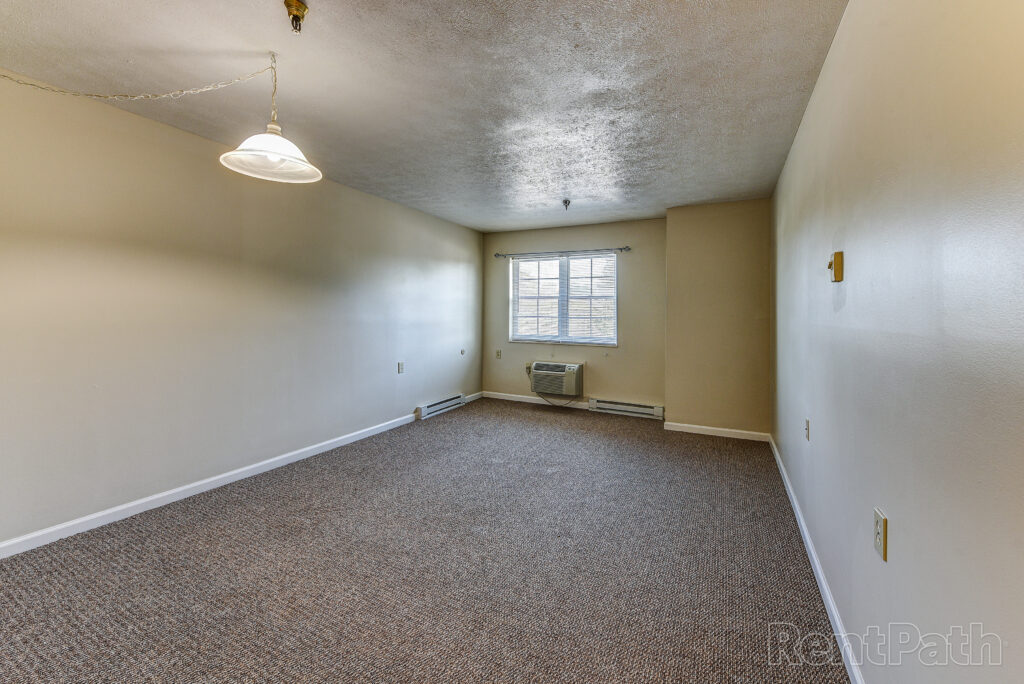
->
[397,361,404,374]
[873,507,888,561]
[805,419,810,441]
[496,349,501,359]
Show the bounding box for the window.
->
[510,251,617,345]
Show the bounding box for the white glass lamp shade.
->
[220,122,322,183]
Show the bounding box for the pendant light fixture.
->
[1,2,321,185]
[219,53,322,183]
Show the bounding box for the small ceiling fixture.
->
[284,0,309,33]
[219,53,322,183]
[563,199,571,211]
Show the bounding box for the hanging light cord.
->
[269,53,278,122]
[0,52,277,103]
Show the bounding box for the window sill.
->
[509,338,618,348]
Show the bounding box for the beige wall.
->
[665,200,772,432]
[482,220,665,405]
[774,1,1024,681]
[0,73,482,543]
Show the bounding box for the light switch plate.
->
[873,507,888,561]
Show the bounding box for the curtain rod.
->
[493,246,631,259]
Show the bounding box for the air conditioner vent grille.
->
[532,362,568,373]
[533,373,568,394]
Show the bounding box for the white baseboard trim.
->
[481,391,589,410]
[464,391,483,402]
[0,412,416,560]
[663,422,771,442]
[768,436,865,684]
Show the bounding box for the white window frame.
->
[508,251,618,347]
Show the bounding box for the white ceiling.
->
[0,1,846,231]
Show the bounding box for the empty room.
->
[1,1,1021,682]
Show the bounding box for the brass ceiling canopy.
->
[284,0,309,33]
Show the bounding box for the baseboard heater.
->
[588,398,664,420]
[416,394,465,420]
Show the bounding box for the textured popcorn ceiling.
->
[0,1,846,231]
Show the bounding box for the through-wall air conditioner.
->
[588,398,664,420]
[527,362,583,396]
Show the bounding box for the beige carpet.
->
[0,399,848,682]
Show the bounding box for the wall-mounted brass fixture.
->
[828,251,844,282]
[284,0,309,33]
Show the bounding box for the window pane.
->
[538,317,559,336]
[517,299,538,316]
[591,297,615,317]
[568,298,590,316]
[537,299,558,317]
[591,317,615,337]
[569,258,591,277]
[592,277,615,297]
[518,279,538,298]
[592,256,615,277]
[516,318,538,336]
[569,278,591,296]
[538,259,559,279]
[510,252,616,345]
[539,278,559,297]
[568,318,590,337]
